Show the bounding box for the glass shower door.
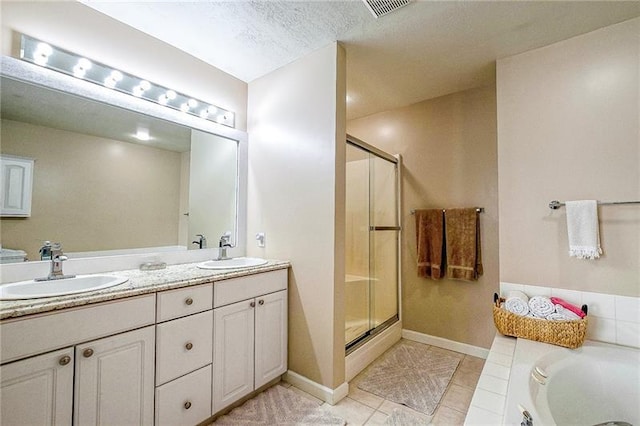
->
[369,155,398,330]
[345,144,372,345]
[345,141,399,349]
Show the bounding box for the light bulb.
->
[110,70,123,82]
[35,42,53,57]
[207,105,218,114]
[187,99,198,108]
[139,80,151,90]
[78,58,92,70]
[73,58,92,78]
[104,77,116,88]
[166,90,177,100]
[180,103,190,113]
[73,65,86,78]
[199,109,208,118]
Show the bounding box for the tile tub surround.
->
[500,282,640,349]
[464,334,515,425]
[465,282,640,425]
[0,260,290,319]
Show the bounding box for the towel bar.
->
[549,200,640,210]
[410,207,484,215]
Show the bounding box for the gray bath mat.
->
[383,408,430,425]
[213,384,346,425]
[357,340,460,416]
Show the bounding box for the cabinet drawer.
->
[214,269,287,308]
[155,364,212,426]
[1,294,155,364]
[156,283,212,322]
[156,310,213,385]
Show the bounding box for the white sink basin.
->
[0,274,129,300]
[197,257,268,270]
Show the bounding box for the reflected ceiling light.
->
[18,34,236,128]
[134,127,150,141]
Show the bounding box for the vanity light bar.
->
[19,35,235,128]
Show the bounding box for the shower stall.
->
[345,136,400,351]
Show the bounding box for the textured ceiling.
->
[80,1,640,120]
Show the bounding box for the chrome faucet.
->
[216,231,232,260]
[35,243,76,281]
[192,234,207,249]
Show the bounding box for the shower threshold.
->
[346,315,398,355]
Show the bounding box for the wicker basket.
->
[493,295,588,349]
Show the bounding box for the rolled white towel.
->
[528,296,555,318]
[553,304,582,320]
[546,312,570,321]
[505,290,530,316]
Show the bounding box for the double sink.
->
[0,257,267,301]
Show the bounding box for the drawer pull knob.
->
[184,401,192,410]
[258,299,265,306]
[250,301,256,308]
[59,355,71,366]
[185,342,193,350]
[83,348,94,358]
[185,297,194,306]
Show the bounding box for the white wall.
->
[247,43,346,390]
[497,17,639,297]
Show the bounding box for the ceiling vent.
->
[362,0,412,18]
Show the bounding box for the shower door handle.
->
[369,226,401,231]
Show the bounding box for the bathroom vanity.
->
[0,261,289,425]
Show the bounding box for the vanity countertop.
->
[0,259,290,320]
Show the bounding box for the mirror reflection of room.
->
[0,78,238,261]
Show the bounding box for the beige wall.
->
[247,43,347,389]
[347,85,499,349]
[497,18,640,297]
[0,1,248,131]
[1,119,182,259]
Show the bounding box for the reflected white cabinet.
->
[213,271,288,413]
[0,348,74,426]
[74,326,155,425]
[0,155,34,217]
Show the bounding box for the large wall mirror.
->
[0,57,247,261]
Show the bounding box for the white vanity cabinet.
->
[0,295,156,426]
[213,269,288,413]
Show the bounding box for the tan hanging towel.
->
[445,208,483,281]
[415,209,444,279]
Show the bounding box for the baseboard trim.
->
[283,370,348,405]
[402,329,490,359]
[345,321,402,382]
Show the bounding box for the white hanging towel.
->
[565,200,603,259]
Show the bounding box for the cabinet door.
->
[213,299,255,412]
[254,290,288,388]
[0,348,74,426]
[0,155,34,217]
[74,326,155,426]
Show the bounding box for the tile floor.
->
[282,341,485,425]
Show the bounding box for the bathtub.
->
[505,338,640,426]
